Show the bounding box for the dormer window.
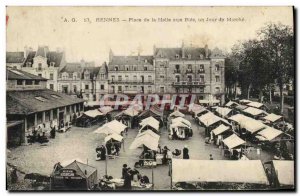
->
[200,54,204,59]
[188,54,191,59]
[73,72,77,80]
[144,59,148,63]
[175,54,179,59]
[114,66,119,71]
[144,66,148,71]
[50,62,55,67]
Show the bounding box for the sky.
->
[6,6,293,66]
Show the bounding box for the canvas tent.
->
[215,107,233,118]
[104,133,123,144]
[171,159,269,185]
[83,109,103,118]
[129,131,160,151]
[139,116,160,128]
[243,107,266,116]
[263,113,283,123]
[223,134,245,149]
[99,106,113,114]
[94,120,127,135]
[225,101,239,107]
[256,127,283,141]
[247,101,265,109]
[240,119,266,134]
[272,161,294,186]
[212,124,231,136]
[169,110,185,118]
[51,160,97,190]
[171,117,192,127]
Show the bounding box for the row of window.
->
[173,75,221,82]
[174,64,220,71]
[111,75,153,81]
[17,80,41,85]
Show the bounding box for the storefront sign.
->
[60,169,76,177]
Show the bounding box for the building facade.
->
[6,68,84,147]
[108,50,155,97]
[153,43,225,104]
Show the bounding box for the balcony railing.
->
[172,81,205,86]
[108,80,154,84]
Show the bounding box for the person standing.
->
[122,164,128,179]
[209,154,214,160]
[183,145,190,159]
[123,169,132,190]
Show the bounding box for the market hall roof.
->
[7,69,47,81]
[7,89,84,115]
[6,52,25,63]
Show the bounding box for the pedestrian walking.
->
[209,154,213,160]
[183,145,190,159]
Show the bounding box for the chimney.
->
[138,51,140,62]
[109,49,113,62]
[205,44,209,58]
[181,41,185,58]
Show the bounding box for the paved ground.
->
[7,114,276,190]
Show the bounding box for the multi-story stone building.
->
[21,46,66,91]
[153,43,225,104]
[107,50,155,98]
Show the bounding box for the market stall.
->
[169,121,192,140]
[171,117,192,127]
[215,107,233,118]
[75,109,104,127]
[242,107,267,119]
[169,110,185,118]
[139,116,160,134]
[211,124,232,146]
[94,120,127,135]
[99,106,113,114]
[246,101,268,111]
[129,131,160,167]
[222,134,247,159]
[171,159,269,190]
[50,160,97,190]
[225,101,239,108]
[264,160,294,189]
[115,107,140,128]
[263,113,283,124]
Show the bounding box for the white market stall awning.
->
[129,131,160,151]
[223,134,245,149]
[139,116,160,127]
[272,160,294,186]
[124,107,140,117]
[229,114,252,124]
[239,99,252,104]
[225,101,239,107]
[169,110,185,118]
[263,113,283,123]
[104,133,123,143]
[172,159,269,184]
[243,107,265,116]
[171,117,191,127]
[94,120,127,135]
[99,106,113,114]
[257,127,283,141]
[240,119,266,134]
[136,129,160,140]
[170,121,190,129]
[247,101,264,109]
[188,104,205,113]
[197,112,214,122]
[212,124,231,136]
[84,109,104,118]
[138,122,160,134]
[215,107,233,117]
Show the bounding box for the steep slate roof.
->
[154,47,211,60]
[23,46,64,67]
[60,63,82,73]
[7,69,47,81]
[7,89,84,115]
[109,55,153,65]
[6,52,25,63]
[82,67,101,79]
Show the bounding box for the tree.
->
[259,23,294,113]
